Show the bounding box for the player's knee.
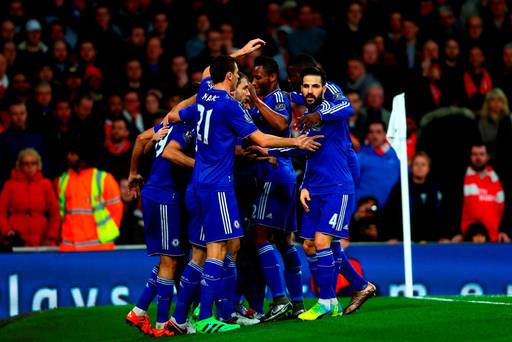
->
[191,246,206,266]
[303,240,316,254]
[254,226,270,246]
[228,238,240,260]
[159,256,177,270]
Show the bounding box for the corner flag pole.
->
[386,93,414,297]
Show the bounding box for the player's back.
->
[303,100,354,194]
[193,86,257,190]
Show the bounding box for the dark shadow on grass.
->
[0,312,37,329]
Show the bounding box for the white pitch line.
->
[412,296,512,306]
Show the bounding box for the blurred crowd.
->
[0,0,511,249]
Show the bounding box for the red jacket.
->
[0,169,61,246]
[461,166,505,242]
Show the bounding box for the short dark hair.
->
[300,66,326,85]
[367,120,387,132]
[254,56,278,76]
[238,71,249,83]
[210,55,236,84]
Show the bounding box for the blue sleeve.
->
[324,81,346,104]
[265,91,291,120]
[290,91,305,106]
[169,123,194,150]
[197,77,213,99]
[318,99,353,121]
[179,104,197,123]
[227,102,258,139]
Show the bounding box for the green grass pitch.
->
[2,296,512,341]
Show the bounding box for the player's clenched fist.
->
[295,134,323,151]
[127,174,143,199]
[300,188,311,213]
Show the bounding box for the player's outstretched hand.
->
[238,38,266,56]
[299,112,321,130]
[248,83,258,103]
[300,188,311,213]
[128,174,143,199]
[245,145,269,157]
[152,126,169,142]
[295,134,323,151]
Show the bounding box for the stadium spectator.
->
[440,38,466,106]
[167,55,190,95]
[185,13,210,61]
[0,53,8,102]
[2,42,17,71]
[143,90,166,127]
[349,196,381,242]
[122,91,144,135]
[124,59,147,96]
[0,19,16,46]
[0,101,46,186]
[495,43,512,105]
[143,36,165,89]
[28,82,53,130]
[287,4,325,59]
[384,152,446,242]
[361,84,391,126]
[457,143,509,243]
[346,90,366,150]
[57,143,122,251]
[356,121,400,207]
[478,88,509,153]
[49,40,69,82]
[16,19,49,81]
[192,29,226,72]
[464,223,490,243]
[344,58,379,101]
[463,46,492,111]
[125,24,146,61]
[100,117,133,181]
[0,148,60,247]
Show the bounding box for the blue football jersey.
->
[142,121,196,203]
[250,89,296,184]
[180,86,258,190]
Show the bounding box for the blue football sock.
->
[198,258,224,321]
[339,247,367,291]
[135,265,159,311]
[282,245,304,302]
[306,252,319,291]
[257,243,286,299]
[218,253,237,320]
[331,241,343,296]
[316,248,335,300]
[173,262,203,324]
[156,277,174,324]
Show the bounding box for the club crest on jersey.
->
[275,102,286,111]
[172,239,180,247]
[234,220,240,229]
[183,129,195,143]
[333,93,344,101]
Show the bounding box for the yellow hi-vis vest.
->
[58,168,120,243]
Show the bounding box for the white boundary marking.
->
[412,296,512,306]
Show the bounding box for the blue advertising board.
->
[1,244,511,318]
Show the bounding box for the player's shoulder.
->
[325,81,346,102]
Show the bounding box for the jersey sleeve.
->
[227,102,258,139]
[169,123,195,150]
[268,147,309,158]
[197,77,213,99]
[290,91,305,106]
[265,91,291,120]
[178,104,198,123]
[324,81,346,104]
[318,100,353,122]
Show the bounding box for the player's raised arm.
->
[128,127,155,198]
[163,94,197,124]
[248,83,288,131]
[248,129,323,151]
[162,140,195,169]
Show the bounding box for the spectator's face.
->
[52,41,68,62]
[423,40,439,60]
[3,42,16,64]
[27,30,42,46]
[35,85,52,106]
[402,20,418,40]
[207,31,223,53]
[9,1,24,18]
[490,0,506,18]
[108,95,123,114]
[412,155,430,180]
[347,3,363,26]
[65,75,82,90]
[75,98,93,120]
[50,23,65,42]
[362,43,379,65]
[196,15,210,33]
[233,77,250,105]
[252,65,273,96]
[146,38,162,61]
[347,92,361,113]
[444,39,460,61]
[503,47,512,69]
[111,120,129,142]
[154,14,168,34]
[439,9,455,29]
[301,75,324,107]
[469,47,484,68]
[1,20,15,42]
[12,74,30,93]
[389,12,402,33]
[367,123,386,148]
[470,146,489,171]
[220,23,234,43]
[130,27,145,47]
[66,151,81,169]
[55,101,71,123]
[298,5,313,27]
[472,233,487,243]
[80,42,96,63]
[171,56,188,74]
[347,60,364,81]
[145,94,160,113]
[20,154,39,178]
[10,104,28,130]
[488,95,505,114]
[467,16,482,40]
[126,60,142,81]
[95,7,111,28]
[267,3,281,25]
[366,86,384,110]
[124,93,140,114]
[38,66,54,82]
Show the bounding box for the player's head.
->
[232,71,251,106]
[252,55,279,96]
[210,55,239,91]
[288,54,317,91]
[300,66,326,108]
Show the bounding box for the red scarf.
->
[104,139,131,155]
[464,69,492,98]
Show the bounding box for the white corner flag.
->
[386,93,414,298]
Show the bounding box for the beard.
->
[471,163,486,172]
